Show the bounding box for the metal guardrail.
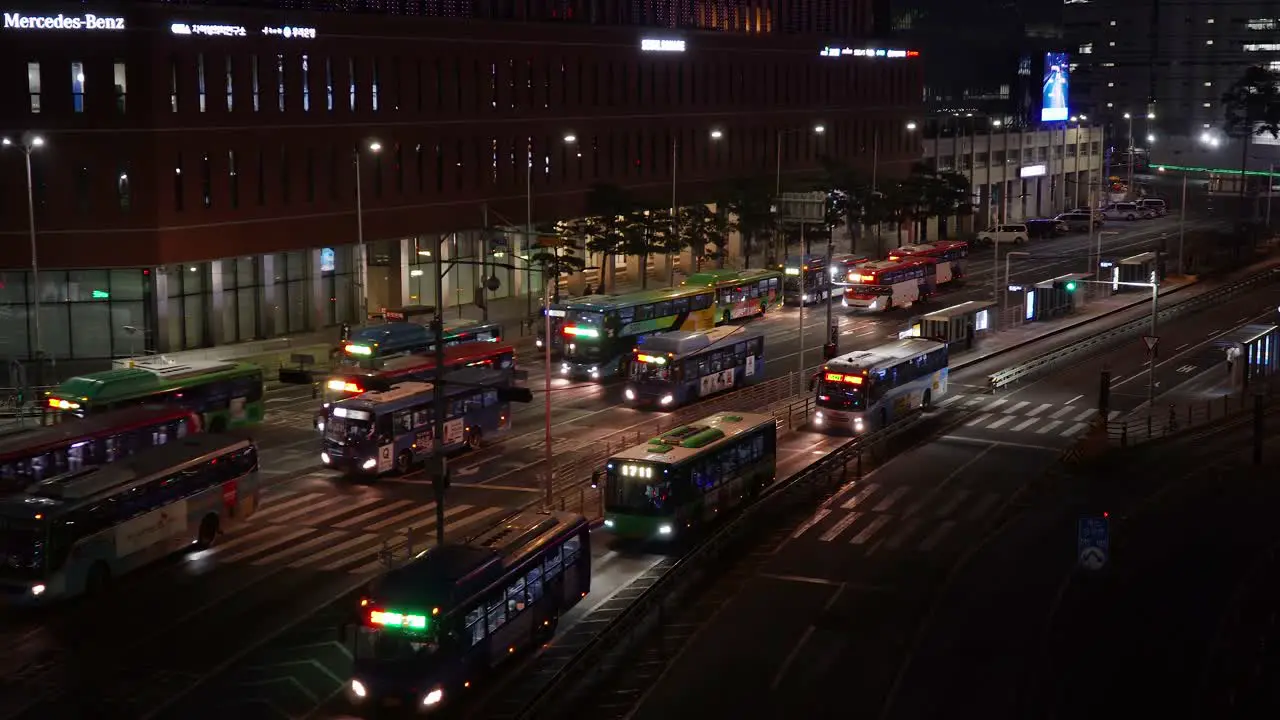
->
[508,409,947,720]
[987,267,1280,391]
[1105,380,1279,449]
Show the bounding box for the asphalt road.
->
[0,215,1194,719]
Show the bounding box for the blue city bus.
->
[0,434,260,604]
[781,254,833,305]
[812,338,949,433]
[343,318,503,367]
[623,327,766,408]
[346,510,591,712]
[320,367,513,477]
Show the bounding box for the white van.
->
[1137,198,1167,216]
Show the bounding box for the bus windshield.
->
[817,377,866,410]
[355,628,441,662]
[567,310,603,326]
[325,415,374,444]
[629,360,671,383]
[606,472,675,515]
[0,518,45,580]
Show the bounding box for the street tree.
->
[1223,65,1280,231]
[716,176,776,268]
[580,183,635,292]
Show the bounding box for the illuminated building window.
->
[302,55,310,111]
[27,61,40,113]
[197,53,207,112]
[228,150,239,208]
[1206,40,1214,46]
[174,153,184,211]
[225,57,234,111]
[71,60,84,113]
[1249,19,1277,31]
[251,55,260,111]
[1079,43,1092,54]
[276,53,285,111]
[201,154,212,208]
[113,61,126,113]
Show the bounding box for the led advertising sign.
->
[1020,164,1047,178]
[820,47,918,58]
[641,38,685,52]
[3,11,124,30]
[1041,52,1070,122]
[170,22,316,38]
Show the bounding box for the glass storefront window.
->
[109,269,146,301]
[67,270,110,302]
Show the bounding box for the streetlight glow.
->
[993,119,1003,127]
[710,129,724,139]
[813,124,825,134]
[1147,134,1155,143]
[368,141,382,152]
[1147,112,1156,119]
[906,122,917,130]
[31,136,44,147]
[563,134,576,143]
[1123,112,1132,119]
[1,138,11,147]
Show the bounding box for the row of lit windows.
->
[14,119,909,217]
[19,52,911,117]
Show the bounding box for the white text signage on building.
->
[3,11,125,31]
[820,46,918,58]
[641,38,685,52]
[1020,164,1047,178]
[171,22,316,39]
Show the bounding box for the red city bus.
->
[317,342,518,428]
[0,405,201,491]
[841,258,940,312]
[829,254,871,285]
[887,241,968,280]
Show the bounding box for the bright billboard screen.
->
[1041,52,1069,122]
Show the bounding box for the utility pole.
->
[824,232,837,358]
[431,237,449,545]
[1178,171,1188,275]
[543,272,554,510]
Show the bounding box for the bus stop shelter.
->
[1105,252,1160,293]
[1219,324,1279,390]
[907,300,996,352]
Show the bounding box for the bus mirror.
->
[278,368,313,385]
[591,470,602,489]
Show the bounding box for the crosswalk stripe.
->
[851,516,891,545]
[918,521,957,552]
[791,509,832,539]
[964,492,1003,523]
[211,523,301,555]
[1026,403,1053,416]
[935,490,971,518]
[872,486,911,513]
[259,494,372,527]
[1072,408,1096,422]
[966,413,993,427]
[1050,407,1077,419]
[840,483,880,510]
[218,527,315,564]
[1003,401,1030,414]
[346,506,507,574]
[1011,417,1040,432]
[1036,420,1063,434]
[819,512,862,542]
[1061,422,1090,437]
[250,528,356,566]
[296,533,385,570]
[251,493,327,522]
[986,415,1014,429]
[981,398,1007,412]
[297,494,387,527]
[318,503,484,571]
[1107,410,1121,421]
[937,395,961,408]
[333,499,417,528]
[366,502,444,532]
[884,518,921,550]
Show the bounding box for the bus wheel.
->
[85,562,112,597]
[466,429,483,451]
[395,450,414,475]
[922,390,932,409]
[195,514,220,550]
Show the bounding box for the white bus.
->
[0,434,260,604]
[812,338,949,433]
[842,257,949,312]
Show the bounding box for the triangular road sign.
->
[1142,335,1159,352]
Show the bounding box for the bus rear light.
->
[326,379,363,393]
[563,326,599,338]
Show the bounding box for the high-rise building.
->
[0,0,921,361]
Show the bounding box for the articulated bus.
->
[48,359,264,431]
[318,343,517,430]
[346,510,590,712]
[681,268,785,323]
[813,338,948,433]
[321,368,512,476]
[623,327,765,408]
[829,254,870,283]
[602,412,777,540]
[888,241,969,279]
[558,286,718,380]
[343,318,503,366]
[781,254,833,305]
[0,405,200,491]
[842,257,946,312]
[0,434,260,604]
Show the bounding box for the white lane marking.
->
[840,483,881,510]
[966,413,992,427]
[1051,407,1077,419]
[1062,422,1090,437]
[1036,420,1064,434]
[791,509,832,539]
[332,499,417,528]
[1072,408,1096,422]
[1026,403,1053,416]
[981,398,1007,412]
[986,415,1015,429]
[1003,401,1031,414]
[872,486,911,513]
[851,516,891,545]
[1107,410,1121,421]
[819,512,862,542]
[1011,417,1040,432]
[1065,394,1083,404]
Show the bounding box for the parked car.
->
[1101,202,1154,221]
[1055,212,1105,232]
[1137,198,1168,216]
[976,223,1029,245]
[1026,218,1070,239]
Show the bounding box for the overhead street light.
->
[353,139,382,323]
[2,132,47,378]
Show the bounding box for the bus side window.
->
[393,409,414,434]
[486,595,506,633]
[656,301,673,318]
[693,292,712,310]
[636,304,651,322]
[464,605,486,647]
[749,283,760,299]
[563,534,581,564]
[483,390,499,407]
[674,297,689,314]
[526,565,543,603]
[544,544,562,578]
[413,409,430,428]
[506,575,527,614]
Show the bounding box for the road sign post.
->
[1077,515,1110,571]
[1142,335,1159,354]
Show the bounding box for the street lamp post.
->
[2,133,46,378]
[354,140,381,323]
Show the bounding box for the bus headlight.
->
[361,458,377,471]
[561,363,570,374]
[658,524,673,535]
[320,452,331,464]
[316,421,325,432]
[869,299,878,310]
[624,388,635,400]
[814,411,824,426]
[536,339,543,348]
[660,394,674,406]
[854,418,865,432]
[350,679,368,699]
[590,367,599,378]
[842,297,848,307]
[802,294,810,302]
[422,688,444,706]
[604,518,615,528]
[30,583,45,597]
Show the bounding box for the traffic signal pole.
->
[432,237,448,546]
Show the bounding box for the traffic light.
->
[1064,280,1078,293]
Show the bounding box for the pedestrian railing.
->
[1105,380,1280,449]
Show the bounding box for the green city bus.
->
[47,358,265,432]
[681,268,785,324]
[558,285,718,380]
[601,411,777,540]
